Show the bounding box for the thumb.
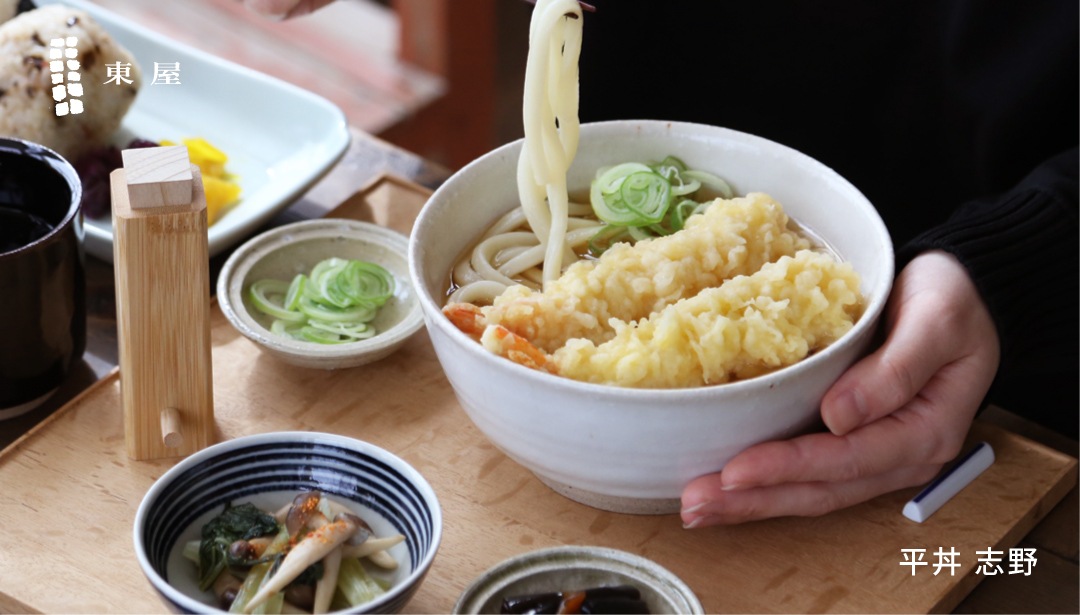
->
[821,296,953,435]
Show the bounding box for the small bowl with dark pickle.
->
[453,546,703,615]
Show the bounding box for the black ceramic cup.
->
[0,138,86,419]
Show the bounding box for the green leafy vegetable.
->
[198,502,279,592]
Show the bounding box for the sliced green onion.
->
[590,163,671,226]
[586,155,733,253]
[647,222,675,236]
[299,325,354,344]
[309,257,347,286]
[307,320,375,341]
[669,176,701,196]
[247,257,396,345]
[249,280,306,323]
[669,198,701,230]
[590,163,654,225]
[298,295,376,324]
[651,155,687,180]
[682,169,734,198]
[627,225,654,241]
[335,261,395,306]
[317,260,350,307]
[270,318,308,341]
[620,171,671,220]
[284,274,306,311]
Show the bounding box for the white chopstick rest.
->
[903,441,995,523]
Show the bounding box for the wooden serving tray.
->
[0,174,1075,614]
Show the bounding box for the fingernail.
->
[681,501,708,515]
[828,388,866,435]
[682,515,705,530]
[720,482,742,491]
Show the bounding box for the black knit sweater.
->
[576,0,1078,434]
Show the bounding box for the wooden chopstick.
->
[522,0,597,13]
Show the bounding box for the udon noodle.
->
[449,0,601,305]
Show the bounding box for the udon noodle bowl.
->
[440,0,865,390]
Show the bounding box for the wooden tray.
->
[0,174,1075,614]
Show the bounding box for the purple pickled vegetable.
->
[73,137,157,218]
[127,138,159,149]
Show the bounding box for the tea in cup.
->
[0,138,86,419]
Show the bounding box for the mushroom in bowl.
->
[133,431,442,613]
[408,119,894,514]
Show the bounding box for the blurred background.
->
[88,0,532,171]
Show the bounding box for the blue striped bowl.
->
[133,432,442,613]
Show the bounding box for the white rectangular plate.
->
[36,0,351,262]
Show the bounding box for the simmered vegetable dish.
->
[181,490,405,613]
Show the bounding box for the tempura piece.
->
[547,250,862,388]
[482,192,810,352]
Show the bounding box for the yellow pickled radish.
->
[201,174,242,224]
[185,137,228,177]
[159,137,241,225]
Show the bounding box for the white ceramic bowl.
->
[408,120,894,514]
[133,431,442,613]
[218,219,424,370]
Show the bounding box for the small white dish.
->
[453,545,703,614]
[217,219,423,370]
[36,0,351,262]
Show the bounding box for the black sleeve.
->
[897,147,1079,434]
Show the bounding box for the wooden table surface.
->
[1,128,1075,614]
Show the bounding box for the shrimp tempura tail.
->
[480,325,559,374]
[443,302,559,374]
[443,302,488,339]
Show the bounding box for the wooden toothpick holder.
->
[111,145,215,460]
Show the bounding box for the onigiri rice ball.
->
[0,5,140,162]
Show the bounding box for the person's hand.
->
[680,250,1001,527]
[240,0,336,19]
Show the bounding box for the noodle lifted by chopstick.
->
[519,0,584,286]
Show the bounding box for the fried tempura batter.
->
[444,193,864,388]
[550,250,862,387]
[482,193,810,352]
